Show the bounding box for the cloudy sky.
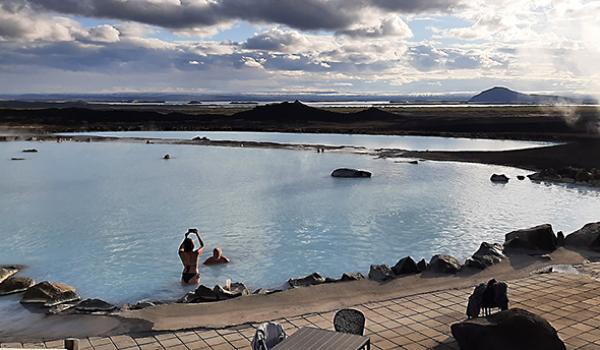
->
[1,0,599,95]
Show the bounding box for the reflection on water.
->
[0,140,598,309]
[58,131,552,151]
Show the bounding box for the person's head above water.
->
[183,238,194,252]
[213,247,222,258]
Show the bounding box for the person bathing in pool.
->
[178,228,204,284]
[203,247,230,265]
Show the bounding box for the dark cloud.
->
[13,0,461,32]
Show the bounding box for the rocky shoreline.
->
[2,221,599,320]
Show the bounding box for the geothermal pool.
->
[0,137,599,309]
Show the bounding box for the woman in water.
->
[178,228,205,284]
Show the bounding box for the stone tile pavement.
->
[4,270,600,350]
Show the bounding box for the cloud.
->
[13,0,462,33]
[336,16,412,38]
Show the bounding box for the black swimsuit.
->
[181,271,198,283]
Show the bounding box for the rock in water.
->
[504,224,557,251]
[22,149,38,153]
[288,272,326,288]
[163,154,171,160]
[75,298,118,313]
[517,175,526,180]
[340,272,365,281]
[416,259,429,272]
[0,267,18,284]
[0,276,35,295]
[465,243,506,269]
[368,264,394,282]
[21,281,80,307]
[331,168,372,178]
[392,257,419,275]
[451,308,566,350]
[429,255,461,274]
[564,222,600,250]
[490,174,509,183]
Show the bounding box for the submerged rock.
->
[490,174,509,183]
[340,272,365,281]
[451,308,566,350]
[129,300,157,310]
[564,222,600,250]
[21,281,80,307]
[368,264,394,282]
[331,168,372,178]
[288,272,326,288]
[75,298,118,313]
[47,302,79,315]
[504,224,557,252]
[0,276,35,295]
[0,266,18,284]
[163,154,171,160]
[392,257,419,275]
[465,243,506,269]
[253,288,282,295]
[22,149,38,153]
[429,254,461,274]
[10,157,25,161]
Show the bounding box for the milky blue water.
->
[1,139,599,314]
[59,131,552,151]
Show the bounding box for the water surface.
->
[0,140,598,312]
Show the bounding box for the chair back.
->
[251,322,286,350]
[333,308,366,335]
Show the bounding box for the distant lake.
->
[59,131,552,151]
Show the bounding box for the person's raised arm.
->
[195,232,205,249]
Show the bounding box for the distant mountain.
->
[468,87,595,105]
[232,100,339,121]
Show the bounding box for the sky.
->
[1,0,599,95]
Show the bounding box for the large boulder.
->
[564,222,600,250]
[451,308,566,350]
[465,243,506,269]
[368,264,394,282]
[504,224,557,251]
[392,257,419,275]
[75,298,118,313]
[0,266,18,284]
[429,255,461,274]
[331,168,372,178]
[0,276,35,295]
[288,272,325,288]
[21,281,80,307]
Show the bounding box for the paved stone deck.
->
[3,270,600,350]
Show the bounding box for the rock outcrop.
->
[451,308,566,350]
[368,264,394,282]
[331,168,372,178]
[288,272,325,288]
[392,257,419,275]
[429,255,461,274]
[504,224,557,251]
[0,266,18,284]
[21,281,80,307]
[490,174,509,183]
[0,276,35,295]
[528,167,600,187]
[564,222,600,250]
[465,243,506,269]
